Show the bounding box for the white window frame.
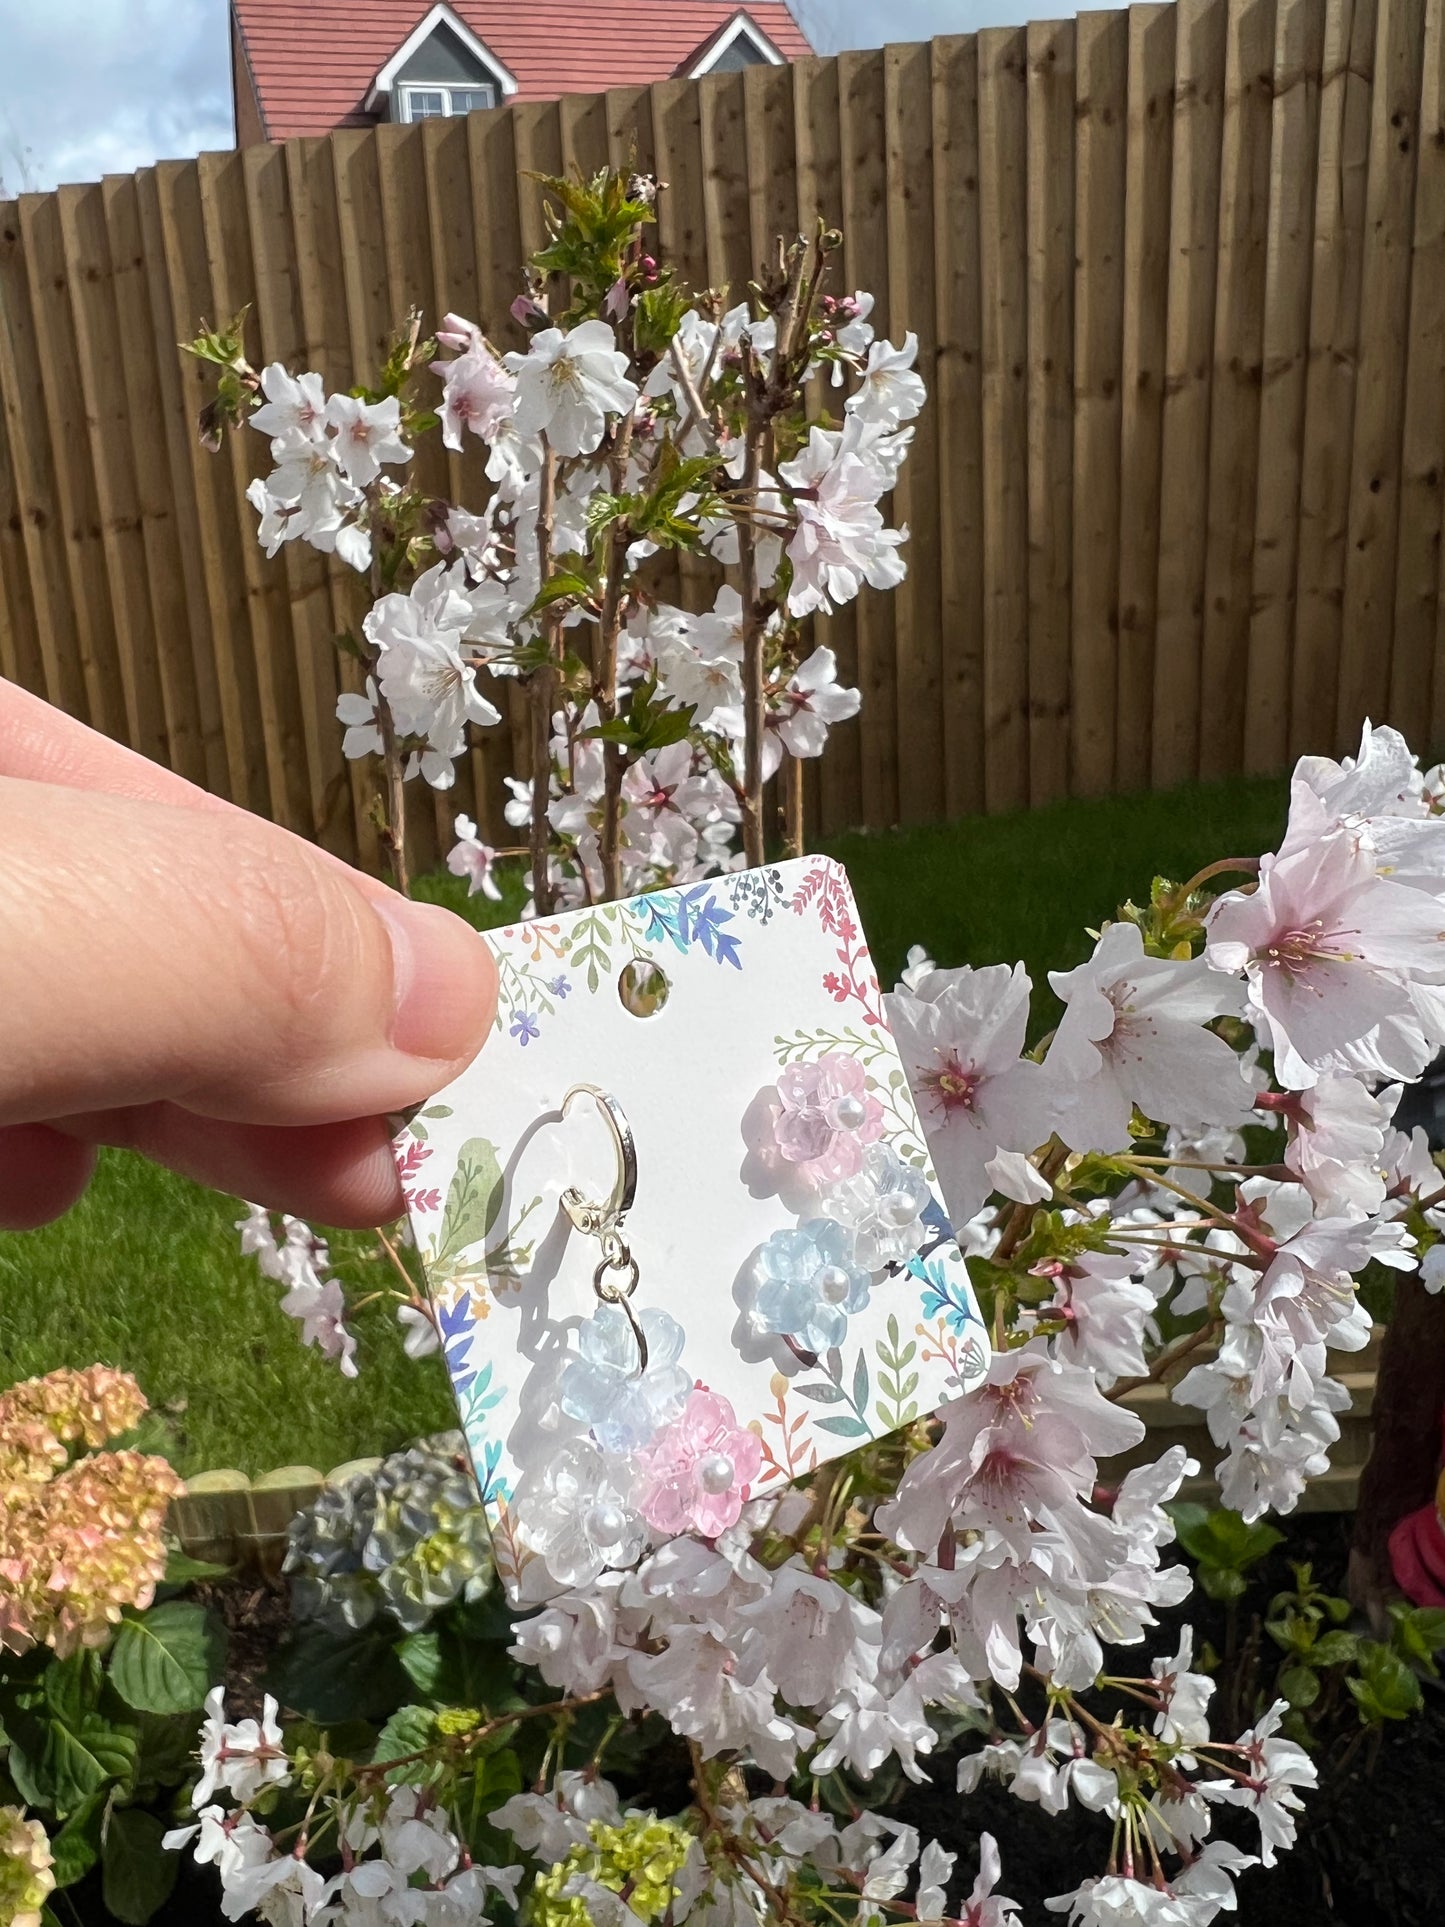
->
[686,10,787,78]
[397,80,497,121]
[365,2,519,115]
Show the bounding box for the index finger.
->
[0,677,235,812]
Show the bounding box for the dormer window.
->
[365,2,518,124]
[686,12,787,80]
[398,81,497,122]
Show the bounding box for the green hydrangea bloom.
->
[0,1806,55,1927]
[284,1432,493,1634]
[529,1814,694,1927]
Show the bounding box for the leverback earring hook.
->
[558,1085,648,1376]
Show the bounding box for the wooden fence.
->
[4,0,1445,875]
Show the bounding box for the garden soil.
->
[903,1513,1445,1927]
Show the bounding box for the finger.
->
[0,1124,97,1230]
[0,676,236,812]
[0,776,497,1129]
[55,1106,406,1229]
[0,680,402,917]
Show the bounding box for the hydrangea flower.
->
[284,1433,493,1634]
[0,1807,53,1927]
[771,1052,884,1183]
[633,1388,762,1537]
[560,1305,690,1453]
[821,1143,933,1270]
[516,1441,647,1586]
[751,1220,872,1353]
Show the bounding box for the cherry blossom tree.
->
[177,172,1445,1927]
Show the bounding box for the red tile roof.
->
[233,1,814,141]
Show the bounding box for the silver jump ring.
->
[558,1084,647,1377]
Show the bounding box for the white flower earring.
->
[558,1084,649,1375]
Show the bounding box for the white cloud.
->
[0,0,231,193]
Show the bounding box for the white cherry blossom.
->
[1046,923,1253,1152]
[506,320,639,457]
[323,392,411,485]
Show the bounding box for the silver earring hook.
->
[558,1085,647,1376]
[558,1084,637,1234]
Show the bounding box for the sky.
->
[0,0,1047,195]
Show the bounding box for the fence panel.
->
[3,0,1445,868]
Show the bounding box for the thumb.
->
[0,776,496,1128]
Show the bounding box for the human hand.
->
[0,678,497,1231]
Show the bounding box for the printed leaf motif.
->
[434,1138,504,1269]
[568,909,616,992]
[851,1349,870,1417]
[815,1413,869,1439]
[794,1381,846,1404]
[874,1314,921,1429]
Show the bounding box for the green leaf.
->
[44,1651,104,1726]
[1167,1502,1283,1578]
[110,1602,224,1715]
[103,1809,180,1924]
[434,1138,505,1268]
[794,1381,846,1404]
[815,1414,869,1439]
[1310,1630,1359,1669]
[373,1705,439,1785]
[1278,1664,1320,1709]
[1348,1642,1424,1723]
[132,1710,205,1792]
[529,567,594,612]
[45,1715,138,1816]
[1392,1605,1445,1671]
[456,1746,525,1863]
[396,1631,447,1700]
[1198,1566,1248,1603]
[162,1549,233,1586]
[50,1789,106,1889]
[265,1624,411,1725]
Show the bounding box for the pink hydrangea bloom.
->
[772,1051,884,1182]
[634,1388,763,1538]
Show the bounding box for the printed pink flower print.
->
[772,1051,884,1184]
[634,1387,763,1538]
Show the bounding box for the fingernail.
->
[372,892,496,1060]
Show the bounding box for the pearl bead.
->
[816,1263,852,1304]
[881,1190,918,1228]
[585,1501,627,1547]
[828,1092,868,1131]
[697,1451,736,1495]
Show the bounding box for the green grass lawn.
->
[0,773,1290,1476]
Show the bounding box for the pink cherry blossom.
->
[771,1051,884,1182]
[1204,820,1445,1088]
[430,340,516,452]
[633,1388,762,1538]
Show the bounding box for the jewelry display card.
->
[393,856,989,1601]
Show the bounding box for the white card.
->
[394,857,989,1600]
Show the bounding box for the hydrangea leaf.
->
[109,1601,225,1715]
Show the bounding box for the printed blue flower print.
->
[559,1304,690,1453]
[509,1010,540,1045]
[751,1219,872,1354]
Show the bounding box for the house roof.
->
[232,1,814,141]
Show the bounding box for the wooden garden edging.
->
[172,1331,1384,1573]
[7,0,1445,872]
